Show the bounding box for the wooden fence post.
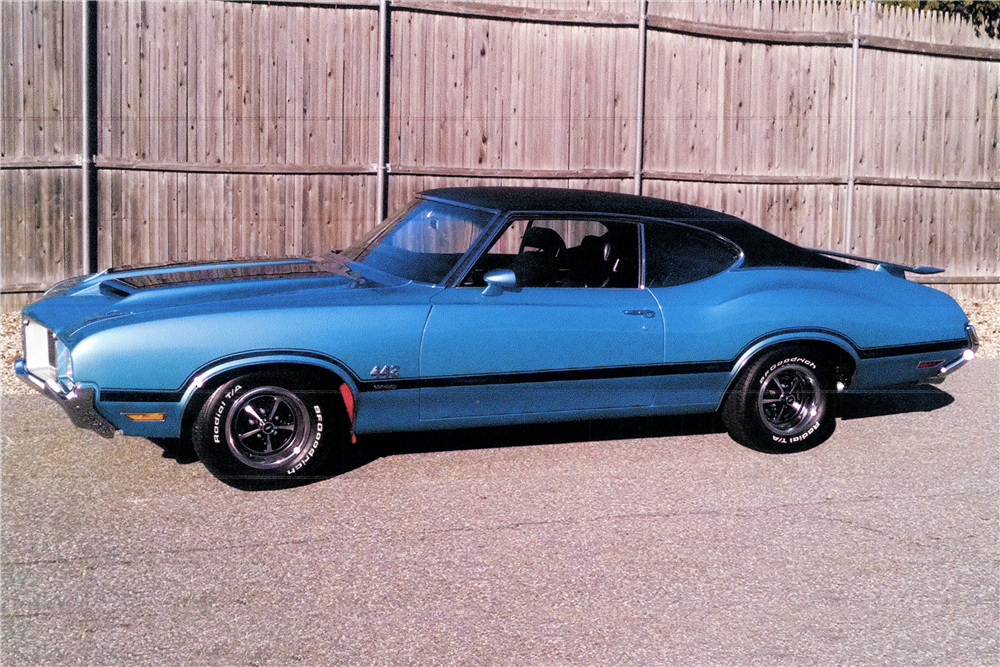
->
[845,7,860,254]
[634,0,648,196]
[376,0,391,223]
[82,0,99,274]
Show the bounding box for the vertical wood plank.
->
[165,0,180,162]
[26,1,41,157]
[1,2,23,158]
[137,1,149,160]
[194,0,207,162]
[44,1,64,157]
[3,171,22,287]
[208,1,224,164]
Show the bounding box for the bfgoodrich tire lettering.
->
[722,349,836,453]
[192,372,344,488]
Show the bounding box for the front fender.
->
[175,351,423,437]
[175,351,364,438]
[179,351,362,411]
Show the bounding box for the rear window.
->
[644,223,741,287]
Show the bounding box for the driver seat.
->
[511,226,565,287]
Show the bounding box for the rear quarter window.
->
[644,223,741,287]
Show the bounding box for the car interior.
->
[462,219,639,289]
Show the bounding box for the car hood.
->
[24,254,409,345]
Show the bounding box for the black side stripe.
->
[355,361,734,393]
[97,337,970,402]
[856,339,967,360]
[101,389,184,403]
[99,361,734,401]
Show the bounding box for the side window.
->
[644,223,741,288]
[463,219,640,288]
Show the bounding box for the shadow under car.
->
[148,381,954,488]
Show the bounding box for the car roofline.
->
[417,192,503,216]
[419,187,741,225]
[420,187,854,273]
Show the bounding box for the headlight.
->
[54,338,75,386]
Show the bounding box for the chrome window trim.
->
[638,222,647,289]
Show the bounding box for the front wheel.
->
[722,349,836,453]
[192,373,345,488]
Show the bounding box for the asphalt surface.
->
[1,360,997,667]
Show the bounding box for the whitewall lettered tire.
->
[191,372,345,487]
[722,348,836,453]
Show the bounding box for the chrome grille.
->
[23,319,59,385]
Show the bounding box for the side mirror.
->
[482,269,518,297]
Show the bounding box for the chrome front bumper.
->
[14,359,117,438]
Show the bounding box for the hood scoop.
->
[100,280,135,298]
[110,259,335,291]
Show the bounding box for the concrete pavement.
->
[1,360,997,666]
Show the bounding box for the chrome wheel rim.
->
[757,364,825,437]
[225,387,311,470]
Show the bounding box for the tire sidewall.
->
[726,349,835,453]
[193,373,340,486]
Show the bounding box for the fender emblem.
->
[370,365,400,380]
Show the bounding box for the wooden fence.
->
[2,0,998,307]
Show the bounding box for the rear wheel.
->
[192,372,345,488]
[722,348,836,453]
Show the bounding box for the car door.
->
[418,218,664,421]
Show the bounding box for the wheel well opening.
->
[735,340,857,392]
[798,341,857,388]
[180,363,353,441]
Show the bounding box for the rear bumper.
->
[926,324,978,385]
[14,359,117,438]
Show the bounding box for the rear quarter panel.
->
[650,265,968,364]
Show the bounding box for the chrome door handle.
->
[622,309,656,318]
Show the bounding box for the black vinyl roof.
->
[421,187,852,271]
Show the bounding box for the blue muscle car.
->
[16,188,978,487]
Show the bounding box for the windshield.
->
[348,198,498,284]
